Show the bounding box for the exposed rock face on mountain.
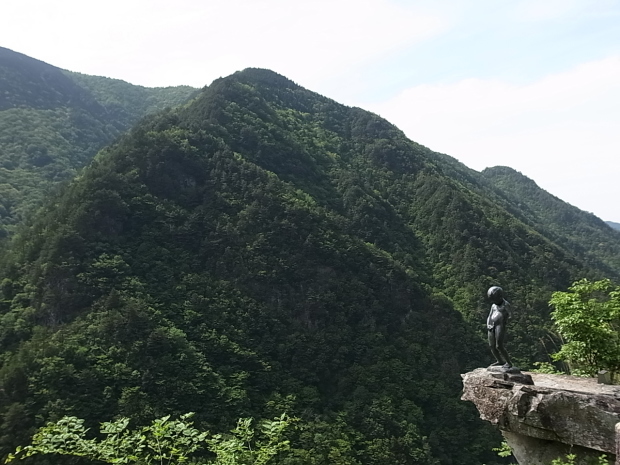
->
[462,368,620,464]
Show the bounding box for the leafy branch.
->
[6,413,291,465]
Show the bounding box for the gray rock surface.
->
[462,368,620,464]
[487,365,534,385]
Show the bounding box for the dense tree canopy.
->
[8,413,292,465]
[550,279,620,378]
[0,46,196,237]
[483,166,620,277]
[1,64,620,464]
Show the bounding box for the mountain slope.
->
[482,166,620,276]
[606,221,620,231]
[0,47,196,235]
[0,68,617,463]
[184,69,606,362]
[0,68,508,464]
[65,71,197,130]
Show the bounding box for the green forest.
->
[0,46,196,237]
[1,48,620,464]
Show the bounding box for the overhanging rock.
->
[462,368,620,464]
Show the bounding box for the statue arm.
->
[504,300,512,318]
[486,309,495,329]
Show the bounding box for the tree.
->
[6,413,291,465]
[550,279,620,379]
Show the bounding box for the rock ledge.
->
[462,368,620,464]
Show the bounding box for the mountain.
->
[481,166,620,276]
[607,221,620,231]
[1,66,619,463]
[0,47,197,236]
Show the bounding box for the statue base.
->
[487,365,534,385]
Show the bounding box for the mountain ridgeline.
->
[0,66,619,463]
[482,166,620,275]
[0,46,196,236]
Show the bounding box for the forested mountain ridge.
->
[607,221,620,231]
[0,47,196,236]
[65,71,197,131]
[0,67,617,463]
[482,166,620,276]
[0,68,502,464]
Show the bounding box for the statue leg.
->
[495,324,512,368]
[488,329,504,365]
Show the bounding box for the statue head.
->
[487,286,504,305]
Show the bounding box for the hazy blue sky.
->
[3,0,619,221]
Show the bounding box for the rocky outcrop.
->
[462,368,620,464]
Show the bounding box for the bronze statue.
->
[486,286,512,368]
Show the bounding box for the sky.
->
[2,0,620,221]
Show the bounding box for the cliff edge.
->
[462,368,620,464]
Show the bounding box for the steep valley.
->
[1,53,620,464]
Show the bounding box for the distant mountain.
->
[482,166,620,276]
[0,47,197,235]
[0,47,103,112]
[65,71,198,129]
[607,221,620,231]
[3,67,619,464]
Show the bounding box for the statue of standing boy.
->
[486,286,512,368]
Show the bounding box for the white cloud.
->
[367,56,620,221]
[3,0,618,220]
[512,0,620,21]
[512,0,585,21]
[1,0,445,88]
